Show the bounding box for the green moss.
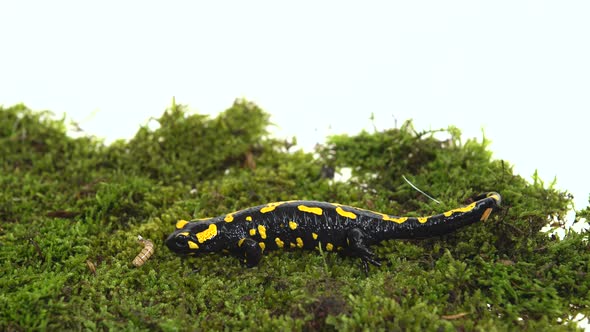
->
[1,101,588,331]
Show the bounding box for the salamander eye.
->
[174,234,188,248]
[165,231,195,253]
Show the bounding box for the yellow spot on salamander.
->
[335,207,357,219]
[259,242,265,250]
[296,237,304,248]
[289,221,298,230]
[312,233,318,240]
[326,243,334,251]
[188,241,199,249]
[238,238,245,247]
[355,206,409,224]
[381,214,408,223]
[257,225,267,239]
[246,216,252,221]
[275,237,284,248]
[290,242,296,248]
[480,208,493,221]
[249,229,256,236]
[417,217,428,223]
[298,205,323,216]
[196,224,218,243]
[487,192,502,204]
[443,202,476,217]
[175,219,189,229]
[260,202,285,213]
[178,232,190,236]
[224,213,234,222]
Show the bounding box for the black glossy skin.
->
[166,192,501,272]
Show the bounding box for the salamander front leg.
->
[237,238,263,267]
[344,228,381,274]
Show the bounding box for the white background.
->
[1,1,589,213]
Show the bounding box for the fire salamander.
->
[166,192,501,272]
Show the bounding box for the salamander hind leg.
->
[237,238,263,267]
[343,228,382,274]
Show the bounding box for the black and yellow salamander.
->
[166,192,501,272]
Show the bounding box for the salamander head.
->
[165,220,222,255]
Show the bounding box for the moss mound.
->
[1,100,588,331]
